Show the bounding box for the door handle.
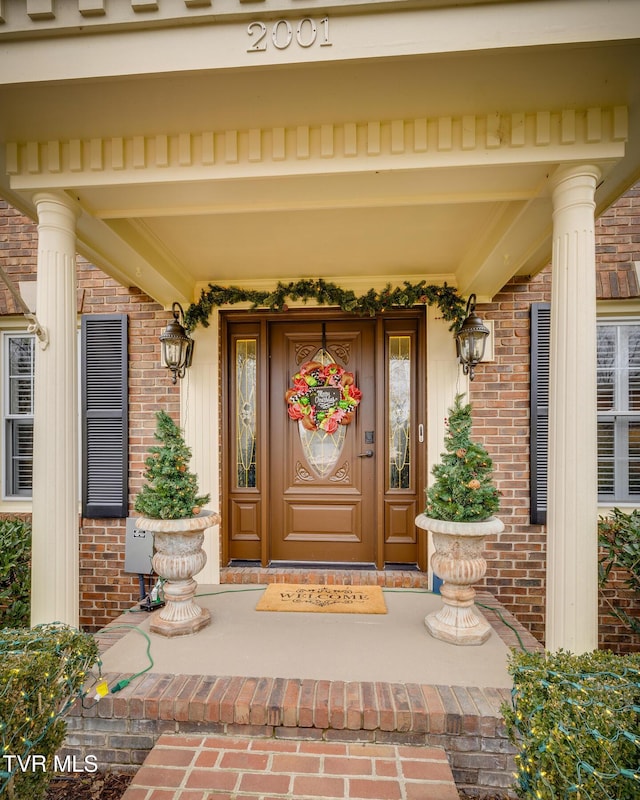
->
[357,450,374,458]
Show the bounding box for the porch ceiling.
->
[1,7,639,307]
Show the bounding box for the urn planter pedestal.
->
[415,513,504,645]
[135,511,219,637]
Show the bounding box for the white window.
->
[3,332,35,498]
[597,320,640,502]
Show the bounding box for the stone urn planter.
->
[135,510,219,637]
[415,513,504,645]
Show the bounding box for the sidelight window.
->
[388,335,411,490]
[235,338,257,489]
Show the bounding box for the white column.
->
[546,165,600,653]
[182,315,221,584]
[425,308,468,582]
[30,192,80,627]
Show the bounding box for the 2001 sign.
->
[247,17,332,52]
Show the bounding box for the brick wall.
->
[77,258,180,629]
[470,272,551,645]
[595,181,640,299]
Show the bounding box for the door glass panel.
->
[236,339,257,488]
[389,336,411,489]
[298,348,346,478]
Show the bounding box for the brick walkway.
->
[121,734,460,800]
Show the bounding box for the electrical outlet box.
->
[124,517,154,574]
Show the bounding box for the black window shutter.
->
[530,303,550,525]
[82,314,128,518]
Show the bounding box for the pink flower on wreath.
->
[321,416,339,434]
[287,404,304,420]
[293,376,308,392]
[348,385,362,401]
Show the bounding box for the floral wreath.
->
[285,361,362,432]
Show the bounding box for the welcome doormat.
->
[255,583,387,614]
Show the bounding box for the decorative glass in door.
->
[294,348,347,478]
[235,339,257,488]
[389,336,411,489]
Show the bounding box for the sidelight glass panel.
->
[235,339,257,488]
[388,336,411,489]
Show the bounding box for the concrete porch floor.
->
[64,574,541,797]
[98,585,513,687]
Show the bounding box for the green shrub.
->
[599,508,640,636]
[0,625,99,800]
[0,518,31,629]
[503,649,640,799]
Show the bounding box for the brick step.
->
[220,566,429,589]
[121,734,460,800]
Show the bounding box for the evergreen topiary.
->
[425,394,499,522]
[134,410,210,520]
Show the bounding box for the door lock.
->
[357,450,374,458]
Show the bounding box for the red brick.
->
[271,753,321,774]
[145,747,196,767]
[218,750,269,771]
[324,755,373,776]
[373,759,399,778]
[401,758,454,781]
[249,739,298,753]
[313,679,331,728]
[299,741,348,755]
[292,775,346,797]
[185,769,238,791]
[193,750,219,768]
[131,767,184,788]
[239,771,290,794]
[348,778,403,799]
[329,681,347,729]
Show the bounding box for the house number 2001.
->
[247,18,332,52]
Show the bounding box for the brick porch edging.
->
[62,593,539,794]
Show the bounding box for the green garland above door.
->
[183,278,466,331]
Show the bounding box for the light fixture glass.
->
[160,302,194,384]
[456,294,489,381]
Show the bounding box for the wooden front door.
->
[269,320,376,563]
[223,311,425,568]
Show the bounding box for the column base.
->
[425,606,491,646]
[150,606,211,638]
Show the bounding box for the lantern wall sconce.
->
[456,294,490,381]
[160,302,194,384]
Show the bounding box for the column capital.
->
[33,190,80,229]
[550,164,601,213]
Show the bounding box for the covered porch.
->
[1,0,640,655]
